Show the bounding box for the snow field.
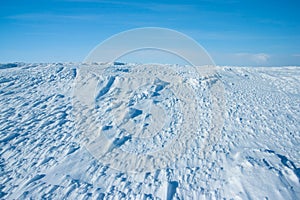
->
[0,63,299,199]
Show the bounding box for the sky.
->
[0,0,299,66]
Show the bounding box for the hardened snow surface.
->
[0,63,299,199]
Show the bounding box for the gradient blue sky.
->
[1,0,299,66]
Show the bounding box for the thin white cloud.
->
[62,0,196,12]
[6,13,103,21]
[234,53,270,64]
[252,53,270,63]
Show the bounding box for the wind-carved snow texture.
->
[0,63,299,199]
[73,64,224,173]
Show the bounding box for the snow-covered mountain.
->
[0,63,299,199]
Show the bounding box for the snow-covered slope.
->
[0,63,299,199]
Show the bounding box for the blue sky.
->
[0,0,299,66]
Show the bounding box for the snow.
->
[0,63,299,199]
